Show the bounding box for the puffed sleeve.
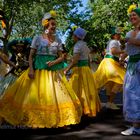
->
[30,35,39,49]
[73,42,81,54]
[125,31,132,52]
[56,36,63,51]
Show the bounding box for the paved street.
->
[0,92,139,140]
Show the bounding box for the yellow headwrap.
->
[42,10,56,27]
[127,4,137,15]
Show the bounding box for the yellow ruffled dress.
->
[93,56,126,91]
[69,65,101,117]
[0,35,82,128]
[68,40,101,117]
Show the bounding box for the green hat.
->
[110,27,121,35]
[133,8,140,17]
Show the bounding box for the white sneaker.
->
[121,127,140,136]
[105,102,120,110]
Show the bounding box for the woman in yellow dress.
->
[64,27,101,117]
[0,10,82,128]
[93,28,126,109]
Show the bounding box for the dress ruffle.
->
[93,58,126,89]
[68,66,101,117]
[0,69,82,128]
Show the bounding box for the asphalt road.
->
[0,91,139,140]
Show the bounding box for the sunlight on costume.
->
[0,35,82,128]
[93,57,126,90]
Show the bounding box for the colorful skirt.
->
[0,68,82,128]
[123,60,140,122]
[93,58,126,90]
[68,66,101,117]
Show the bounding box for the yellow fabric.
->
[93,58,126,90]
[68,66,101,117]
[0,69,82,128]
[1,20,6,28]
[105,81,122,95]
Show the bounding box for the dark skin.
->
[28,19,65,79]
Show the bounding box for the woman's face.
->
[73,35,78,42]
[47,19,56,34]
[130,11,140,26]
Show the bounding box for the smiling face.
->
[47,19,56,34]
[129,11,140,26]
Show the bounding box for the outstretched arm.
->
[64,53,80,74]
[0,53,16,68]
[28,48,36,79]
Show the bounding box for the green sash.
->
[105,54,119,62]
[129,54,140,62]
[127,54,140,75]
[34,55,67,71]
[76,60,89,67]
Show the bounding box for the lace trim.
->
[0,97,82,128]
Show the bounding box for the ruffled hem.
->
[93,58,126,89]
[0,69,82,128]
[69,66,101,117]
[0,98,82,128]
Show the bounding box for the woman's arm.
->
[119,51,128,66]
[126,38,140,46]
[28,48,36,79]
[47,51,65,67]
[0,53,16,68]
[111,47,124,56]
[64,53,80,74]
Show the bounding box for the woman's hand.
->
[119,59,125,66]
[64,68,69,75]
[28,69,35,79]
[46,61,56,67]
[126,38,135,44]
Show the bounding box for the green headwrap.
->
[110,27,120,35]
[133,8,140,17]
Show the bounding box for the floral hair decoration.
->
[42,10,56,27]
[127,4,140,17]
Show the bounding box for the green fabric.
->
[105,54,119,62]
[133,8,140,17]
[110,27,120,35]
[129,54,140,62]
[34,55,68,71]
[127,54,140,75]
[76,60,89,67]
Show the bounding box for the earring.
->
[45,29,49,34]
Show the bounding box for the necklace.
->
[42,33,55,46]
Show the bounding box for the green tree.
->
[0,0,81,53]
[88,0,139,50]
[65,0,140,53]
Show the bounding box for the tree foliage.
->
[88,0,139,50]
[65,0,140,53]
[0,0,81,52]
